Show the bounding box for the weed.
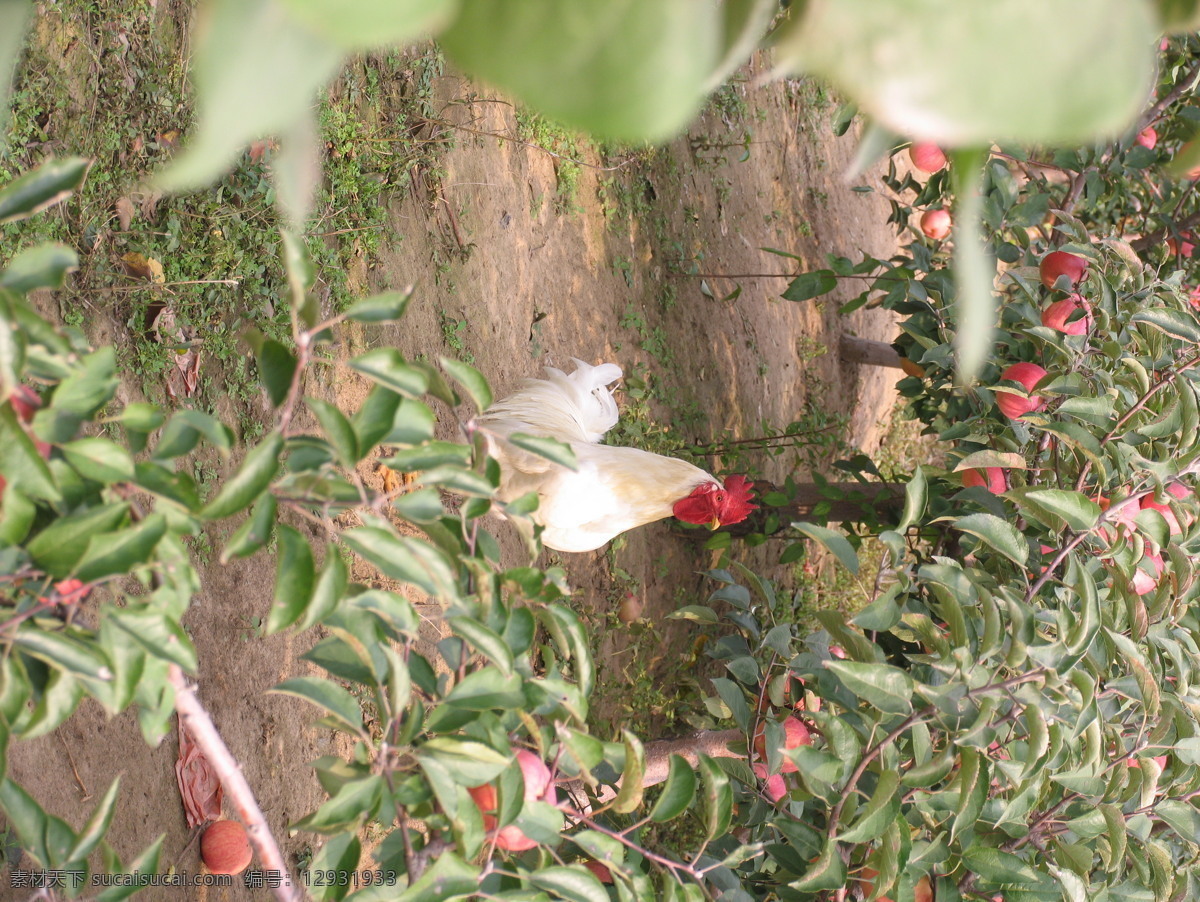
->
[514,110,585,213]
[438,308,473,363]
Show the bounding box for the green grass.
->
[2,6,450,436]
[514,110,585,213]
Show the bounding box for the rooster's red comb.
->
[718,475,757,524]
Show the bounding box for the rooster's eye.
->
[715,493,725,503]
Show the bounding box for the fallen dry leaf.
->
[176,717,223,828]
[121,252,165,284]
[157,129,181,152]
[115,196,134,232]
[138,188,163,222]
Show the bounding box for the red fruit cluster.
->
[995,363,1048,419]
[468,749,557,852]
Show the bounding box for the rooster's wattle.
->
[477,359,756,552]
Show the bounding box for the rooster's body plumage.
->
[478,360,754,552]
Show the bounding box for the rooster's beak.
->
[708,517,722,530]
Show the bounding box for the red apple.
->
[1136,126,1158,150]
[962,467,1007,494]
[583,860,614,883]
[9,385,40,423]
[1041,294,1092,335]
[1168,233,1196,257]
[1141,493,1183,535]
[908,142,947,174]
[470,749,556,852]
[1039,251,1088,290]
[752,763,788,803]
[1132,550,1164,596]
[201,820,253,876]
[920,209,951,240]
[1129,755,1168,770]
[753,716,811,774]
[995,363,1048,419]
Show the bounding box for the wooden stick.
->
[168,665,300,902]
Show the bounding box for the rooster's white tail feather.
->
[480,359,622,444]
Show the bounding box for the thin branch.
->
[168,665,299,902]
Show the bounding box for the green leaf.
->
[108,610,198,670]
[782,270,837,302]
[343,289,415,322]
[440,356,493,411]
[349,348,429,398]
[0,157,90,224]
[413,737,511,786]
[95,834,164,902]
[706,0,778,91]
[897,466,927,532]
[341,528,459,600]
[1022,489,1101,531]
[791,522,859,574]
[774,0,1155,146]
[650,754,698,822]
[698,754,733,840]
[442,667,524,711]
[155,0,343,194]
[265,525,316,634]
[441,0,721,142]
[448,617,514,674]
[220,494,278,562]
[256,340,298,408]
[610,730,646,816]
[826,660,913,714]
[296,548,348,632]
[0,404,58,501]
[0,1,32,136]
[954,512,1028,567]
[61,437,135,484]
[0,243,78,293]
[67,776,121,862]
[507,432,577,470]
[200,430,284,520]
[352,386,402,451]
[955,450,1027,471]
[27,503,129,577]
[12,628,112,683]
[529,866,610,902]
[280,0,453,49]
[75,514,167,582]
[393,851,478,902]
[1131,307,1200,343]
[271,676,364,735]
[788,839,846,892]
[949,148,992,384]
[306,398,359,467]
[961,846,1047,885]
[837,770,900,843]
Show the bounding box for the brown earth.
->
[3,46,903,902]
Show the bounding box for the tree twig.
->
[168,665,300,902]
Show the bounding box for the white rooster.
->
[477,359,756,552]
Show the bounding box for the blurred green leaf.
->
[156,0,343,194]
[0,244,78,293]
[272,676,364,735]
[774,0,1155,146]
[75,514,167,583]
[791,522,859,574]
[220,494,278,562]
[441,0,720,142]
[0,157,89,225]
[349,348,429,398]
[265,525,316,634]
